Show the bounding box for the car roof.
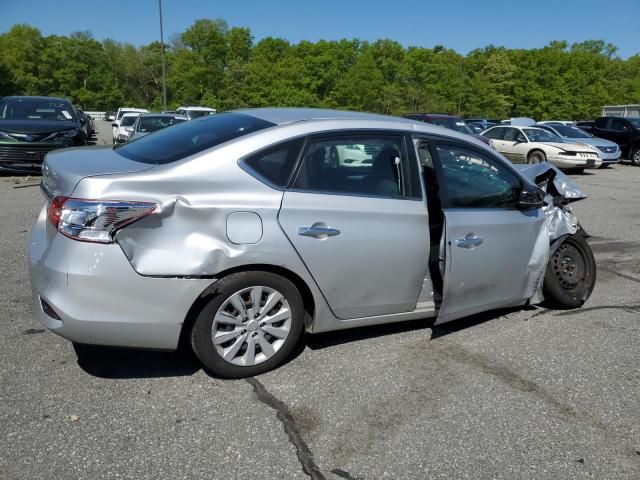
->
[118,107,148,112]
[405,113,459,119]
[236,107,416,126]
[1,95,72,103]
[139,113,187,118]
[179,106,216,111]
[120,112,142,118]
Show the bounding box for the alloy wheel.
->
[211,286,292,367]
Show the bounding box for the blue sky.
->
[3,0,638,58]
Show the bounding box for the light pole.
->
[158,0,167,110]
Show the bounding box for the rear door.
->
[499,128,528,163]
[278,132,430,319]
[429,142,545,324]
[483,127,508,154]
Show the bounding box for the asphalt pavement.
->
[1,121,639,479]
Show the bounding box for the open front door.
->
[431,143,546,325]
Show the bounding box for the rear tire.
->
[543,234,596,308]
[190,271,305,378]
[527,150,546,164]
[631,147,640,166]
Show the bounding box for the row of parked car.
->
[110,105,216,144]
[404,113,640,170]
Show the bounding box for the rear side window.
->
[114,112,275,164]
[484,127,506,140]
[594,117,608,128]
[242,138,304,188]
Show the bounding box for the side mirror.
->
[111,123,117,128]
[518,187,546,210]
[515,136,527,144]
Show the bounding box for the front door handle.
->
[298,226,341,239]
[456,233,483,249]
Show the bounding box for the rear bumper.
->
[28,205,211,350]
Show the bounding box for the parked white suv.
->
[176,106,216,120]
[112,107,148,143]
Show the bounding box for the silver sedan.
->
[29,108,596,377]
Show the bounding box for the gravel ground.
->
[1,121,639,479]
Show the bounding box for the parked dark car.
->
[575,120,594,132]
[590,116,640,165]
[404,113,491,145]
[76,107,95,138]
[0,96,87,174]
[465,118,499,131]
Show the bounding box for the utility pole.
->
[159,0,167,111]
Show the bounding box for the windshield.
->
[138,116,186,132]
[550,125,592,138]
[629,118,640,129]
[188,110,214,119]
[429,118,473,134]
[120,116,138,127]
[115,112,275,164]
[0,98,77,122]
[118,110,143,120]
[523,129,562,143]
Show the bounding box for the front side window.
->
[608,118,631,132]
[292,135,420,199]
[435,145,521,209]
[503,128,526,142]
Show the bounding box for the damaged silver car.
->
[29,108,596,378]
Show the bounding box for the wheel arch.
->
[178,264,316,349]
[527,148,547,162]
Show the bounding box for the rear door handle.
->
[456,233,483,249]
[298,226,341,239]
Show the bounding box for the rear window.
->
[114,112,275,164]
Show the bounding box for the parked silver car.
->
[29,108,596,377]
[129,113,187,141]
[535,123,621,166]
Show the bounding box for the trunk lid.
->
[41,145,155,198]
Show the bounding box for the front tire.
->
[527,150,546,164]
[191,272,305,378]
[543,233,596,308]
[631,147,640,166]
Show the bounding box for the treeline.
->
[1,19,638,119]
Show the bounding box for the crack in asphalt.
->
[600,267,640,285]
[554,305,640,316]
[246,377,326,480]
[330,468,363,480]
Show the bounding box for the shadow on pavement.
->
[74,305,537,379]
[73,342,201,379]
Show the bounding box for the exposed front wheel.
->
[191,272,305,378]
[527,151,546,164]
[542,233,596,308]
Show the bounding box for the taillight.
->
[47,196,157,243]
[47,195,69,228]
